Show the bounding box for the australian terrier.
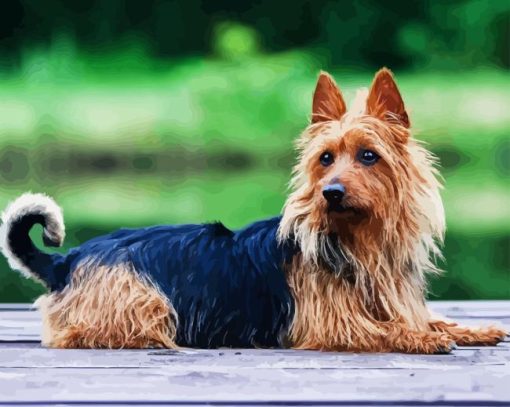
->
[0,68,506,352]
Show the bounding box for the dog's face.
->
[279,69,444,268]
[296,69,413,232]
[304,120,408,225]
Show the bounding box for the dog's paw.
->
[497,329,508,342]
[482,327,508,345]
[455,327,507,346]
[435,340,457,354]
[405,333,457,354]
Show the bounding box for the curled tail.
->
[0,193,66,287]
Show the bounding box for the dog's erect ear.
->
[367,68,410,128]
[311,71,346,123]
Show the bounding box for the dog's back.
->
[70,217,296,347]
[1,194,296,348]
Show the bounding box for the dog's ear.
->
[311,71,346,123]
[367,68,410,128]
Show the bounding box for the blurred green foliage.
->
[1,0,509,70]
[0,0,508,301]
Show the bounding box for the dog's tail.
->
[0,193,66,287]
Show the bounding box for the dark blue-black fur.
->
[6,214,69,288]
[11,215,298,348]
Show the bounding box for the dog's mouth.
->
[327,204,359,215]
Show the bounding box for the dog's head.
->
[279,69,445,274]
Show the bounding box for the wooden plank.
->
[0,303,34,311]
[429,300,510,318]
[0,310,41,342]
[0,365,508,404]
[0,345,508,369]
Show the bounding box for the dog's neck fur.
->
[280,161,444,348]
[278,90,445,309]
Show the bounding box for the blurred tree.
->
[213,22,261,60]
[0,0,508,71]
[399,0,510,69]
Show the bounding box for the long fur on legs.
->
[36,261,178,349]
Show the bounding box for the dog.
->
[0,68,506,352]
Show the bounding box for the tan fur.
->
[280,68,507,353]
[286,256,451,353]
[312,72,346,123]
[367,68,410,128]
[429,320,506,346]
[36,261,178,349]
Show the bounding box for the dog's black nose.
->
[322,183,345,204]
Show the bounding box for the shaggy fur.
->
[0,68,506,352]
[0,192,65,282]
[36,261,177,349]
[279,69,505,352]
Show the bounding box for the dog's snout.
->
[322,183,346,204]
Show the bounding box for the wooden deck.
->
[0,301,508,406]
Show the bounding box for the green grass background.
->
[0,38,509,301]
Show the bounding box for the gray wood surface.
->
[0,301,508,406]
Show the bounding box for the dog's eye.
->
[358,149,379,166]
[319,151,334,167]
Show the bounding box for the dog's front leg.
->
[377,322,457,354]
[428,320,507,346]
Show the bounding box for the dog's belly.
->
[61,216,296,348]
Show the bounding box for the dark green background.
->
[0,0,509,301]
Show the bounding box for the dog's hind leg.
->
[37,262,178,349]
[429,320,507,346]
